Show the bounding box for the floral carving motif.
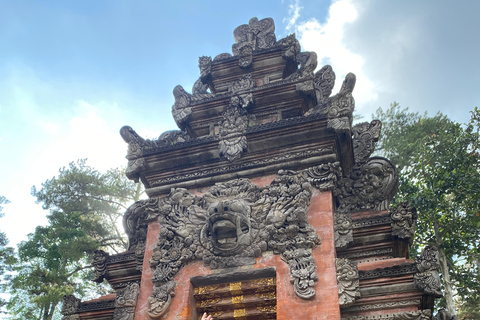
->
[92,249,109,283]
[144,171,320,318]
[314,65,336,106]
[305,161,341,191]
[390,202,417,243]
[115,283,140,308]
[336,258,360,307]
[414,246,443,297]
[334,213,353,250]
[335,157,398,213]
[353,120,382,164]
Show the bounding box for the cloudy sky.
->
[1,0,479,247]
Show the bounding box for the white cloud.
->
[292,0,378,111]
[284,0,303,32]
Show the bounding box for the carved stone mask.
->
[201,199,252,256]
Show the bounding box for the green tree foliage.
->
[0,196,15,313]
[374,103,480,315]
[6,160,141,320]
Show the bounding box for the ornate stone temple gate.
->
[61,17,443,320]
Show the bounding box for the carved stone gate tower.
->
[62,17,442,320]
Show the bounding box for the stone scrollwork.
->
[394,310,432,320]
[352,120,382,164]
[335,157,398,213]
[61,295,81,319]
[414,246,443,297]
[314,65,336,107]
[390,202,417,243]
[336,258,360,307]
[113,283,140,320]
[334,212,353,250]
[232,17,276,68]
[145,171,320,318]
[305,161,341,191]
[92,249,109,283]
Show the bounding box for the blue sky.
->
[0,0,479,247]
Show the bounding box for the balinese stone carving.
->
[115,283,140,308]
[279,33,300,61]
[334,213,353,250]
[232,17,276,68]
[92,249,109,283]
[123,201,150,251]
[335,157,398,213]
[414,246,443,297]
[336,258,360,307]
[352,120,382,164]
[145,171,320,318]
[61,295,81,318]
[305,161,341,191]
[120,126,192,181]
[120,126,149,182]
[228,74,255,96]
[433,308,457,320]
[218,104,249,162]
[314,65,336,106]
[341,310,431,320]
[286,51,318,81]
[326,73,356,130]
[192,78,211,95]
[198,56,212,81]
[171,85,193,129]
[390,202,417,243]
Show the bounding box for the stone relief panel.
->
[139,170,323,318]
[113,283,140,320]
[390,202,417,244]
[414,246,443,297]
[334,212,353,250]
[336,258,360,307]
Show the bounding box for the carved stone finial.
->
[92,249,109,283]
[314,65,336,106]
[336,258,360,307]
[327,73,356,130]
[305,161,341,191]
[390,202,417,243]
[334,212,353,250]
[232,17,276,68]
[198,56,212,81]
[120,126,148,182]
[61,295,81,316]
[414,246,443,297]
[171,85,193,130]
[352,120,382,164]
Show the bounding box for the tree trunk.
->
[433,218,456,315]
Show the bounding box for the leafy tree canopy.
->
[6,160,141,320]
[374,103,480,316]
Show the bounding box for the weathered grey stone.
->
[336,258,360,307]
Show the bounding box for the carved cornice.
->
[92,249,109,283]
[341,310,431,320]
[359,263,417,280]
[390,202,417,244]
[145,172,321,318]
[352,214,391,229]
[339,248,393,261]
[61,295,81,316]
[341,299,421,312]
[77,299,115,312]
[336,258,360,307]
[414,246,443,297]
